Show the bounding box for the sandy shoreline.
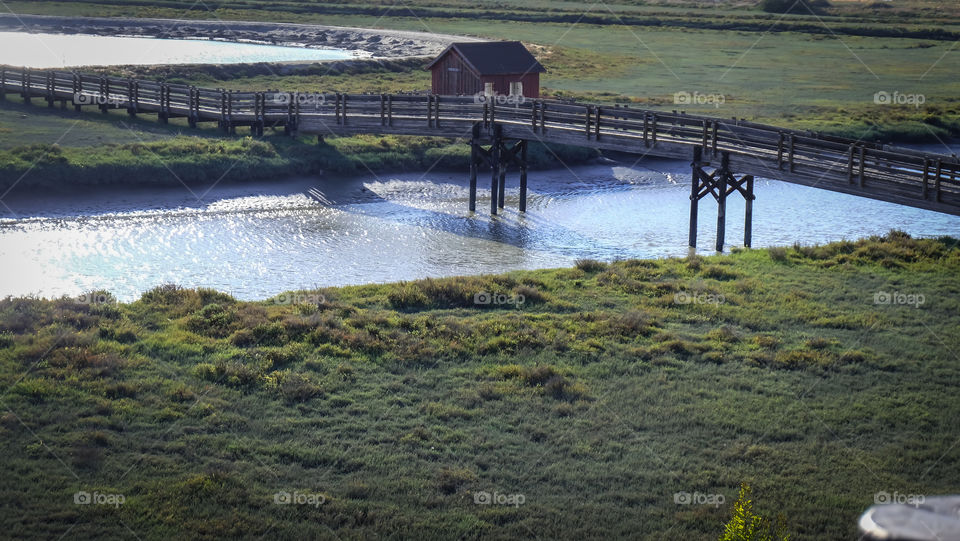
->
[0,13,478,59]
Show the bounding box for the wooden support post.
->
[127,80,137,117]
[497,140,507,209]
[426,94,433,127]
[22,69,30,104]
[847,145,855,183]
[46,72,54,107]
[585,105,592,139]
[711,121,718,156]
[188,87,197,128]
[858,146,866,187]
[788,134,795,172]
[935,159,943,203]
[72,72,81,112]
[469,124,479,212]
[519,140,528,213]
[744,175,754,248]
[716,152,729,252]
[689,146,702,249]
[0,68,6,100]
[922,159,930,199]
[99,77,109,113]
[642,113,649,147]
[777,132,784,170]
[491,125,501,215]
[594,106,601,140]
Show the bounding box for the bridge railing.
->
[1,65,958,213]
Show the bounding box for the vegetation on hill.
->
[1,232,958,539]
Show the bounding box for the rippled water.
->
[0,31,356,68]
[1,159,958,301]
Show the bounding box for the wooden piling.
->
[744,175,754,248]
[469,124,479,212]
[716,152,729,252]
[689,146,702,249]
[497,151,506,210]
[490,125,501,215]
[519,140,528,212]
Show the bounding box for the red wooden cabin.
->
[426,41,545,98]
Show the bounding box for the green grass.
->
[0,101,598,191]
[1,231,958,539]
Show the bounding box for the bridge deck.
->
[2,66,959,217]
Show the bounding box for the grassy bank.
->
[0,119,598,192]
[1,232,958,539]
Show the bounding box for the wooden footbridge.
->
[3,66,959,250]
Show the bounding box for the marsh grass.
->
[0,128,958,541]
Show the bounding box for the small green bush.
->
[719,483,791,540]
[575,259,607,272]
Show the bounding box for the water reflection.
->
[0,162,958,301]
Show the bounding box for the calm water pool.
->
[0,31,357,68]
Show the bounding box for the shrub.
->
[702,265,741,281]
[768,247,789,262]
[436,467,475,495]
[514,285,549,305]
[275,372,322,403]
[611,310,654,336]
[186,303,237,338]
[387,283,430,311]
[543,375,589,402]
[575,259,607,272]
[719,483,791,540]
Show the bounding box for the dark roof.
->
[426,41,546,75]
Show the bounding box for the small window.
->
[484,82,494,96]
[510,82,523,97]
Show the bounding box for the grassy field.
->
[1,232,958,539]
[4,0,960,141]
